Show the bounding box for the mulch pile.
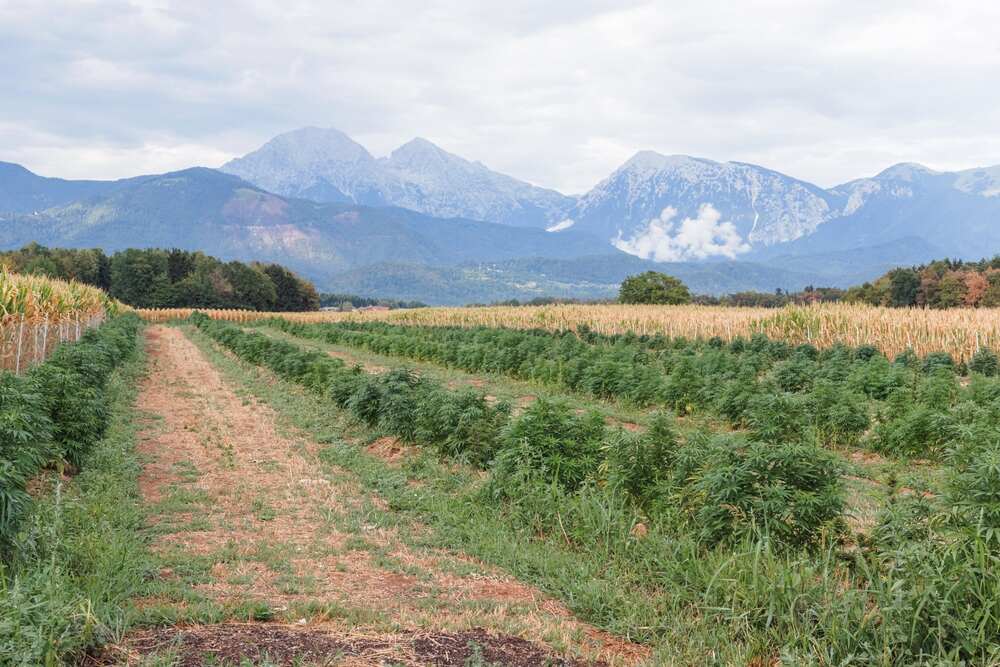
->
[88,623,605,666]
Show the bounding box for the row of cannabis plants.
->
[0,313,141,550]
[195,313,1000,663]
[258,319,1000,460]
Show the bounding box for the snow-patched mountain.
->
[567,151,839,261]
[218,127,384,205]
[564,153,1000,264]
[222,130,1000,268]
[221,128,573,228]
[764,162,1000,259]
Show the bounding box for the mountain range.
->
[222,127,1000,265]
[0,126,996,304]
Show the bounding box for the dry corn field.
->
[0,269,122,373]
[139,303,1000,361]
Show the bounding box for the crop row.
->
[0,269,125,373]
[0,313,141,547]
[258,319,1000,460]
[198,314,1000,661]
[192,312,845,549]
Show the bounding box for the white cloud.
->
[546,219,575,232]
[613,204,751,261]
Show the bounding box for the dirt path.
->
[100,326,646,666]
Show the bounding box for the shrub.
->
[809,382,870,446]
[414,388,510,466]
[922,351,955,374]
[0,375,53,543]
[948,444,1000,545]
[0,314,139,548]
[869,406,957,458]
[670,433,844,548]
[604,413,678,503]
[970,348,1000,377]
[746,392,809,445]
[490,400,605,497]
[770,355,817,392]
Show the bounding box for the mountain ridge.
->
[221,127,574,228]
[220,128,1000,268]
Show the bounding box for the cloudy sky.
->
[2,0,999,193]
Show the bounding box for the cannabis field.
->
[7,297,1000,665]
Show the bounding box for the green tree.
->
[224,262,278,310]
[934,273,967,308]
[888,268,920,307]
[619,271,692,305]
[109,249,171,307]
[261,264,320,311]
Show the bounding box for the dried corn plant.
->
[0,269,123,373]
[140,302,1000,361]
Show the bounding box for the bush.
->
[948,444,1000,544]
[490,400,605,497]
[970,348,1000,377]
[669,433,844,548]
[604,413,678,504]
[746,392,809,445]
[0,375,53,543]
[869,406,957,458]
[414,388,510,466]
[809,382,870,446]
[922,351,955,374]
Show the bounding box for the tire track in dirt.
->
[103,326,648,666]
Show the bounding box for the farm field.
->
[142,302,1000,362]
[6,299,1000,665]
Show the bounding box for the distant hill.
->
[325,254,821,306]
[752,164,1000,260]
[4,146,1000,305]
[0,161,122,214]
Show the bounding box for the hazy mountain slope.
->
[758,237,944,285]
[764,164,1000,259]
[222,129,1000,266]
[0,167,612,280]
[0,161,122,214]
[221,127,574,228]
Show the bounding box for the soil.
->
[90,624,601,666]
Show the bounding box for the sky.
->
[2,0,999,194]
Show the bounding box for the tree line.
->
[620,260,1000,310]
[0,244,319,311]
[318,293,427,310]
[844,257,1000,308]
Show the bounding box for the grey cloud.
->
[1,0,999,192]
